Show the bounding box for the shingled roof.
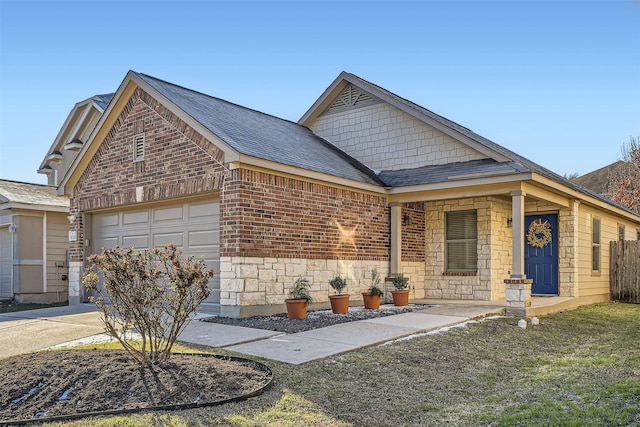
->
[0,180,69,209]
[572,161,626,196]
[137,73,384,186]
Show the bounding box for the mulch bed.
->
[203,304,432,333]
[0,349,272,423]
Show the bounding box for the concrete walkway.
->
[0,304,104,359]
[1,303,504,364]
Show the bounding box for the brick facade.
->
[220,168,390,260]
[69,87,227,262]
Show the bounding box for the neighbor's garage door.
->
[0,227,12,299]
[91,198,220,312]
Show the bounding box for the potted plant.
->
[285,278,313,319]
[391,274,410,306]
[328,275,350,314]
[362,269,384,309]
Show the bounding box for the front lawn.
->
[41,302,640,426]
[0,301,67,314]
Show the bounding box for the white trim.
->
[43,211,47,292]
[232,155,386,194]
[38,97,103,171]
[12,259,44,265]
[0,203,69,213]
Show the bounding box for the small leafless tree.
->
[608,136,640,214]
[83,244,215,365]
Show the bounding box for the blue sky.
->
[1,0,638,185]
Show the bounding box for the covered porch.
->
[387,175,583,317]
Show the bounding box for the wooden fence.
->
[610,240,640,303]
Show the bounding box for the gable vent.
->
[133,133,145,162]
[324,85,378,114]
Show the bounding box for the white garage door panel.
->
[92,199,220,310]
[95,236,119,250]
[123,211,149,225]
[153,232,184,247]
[94,213,120,228]
[154,206,184,222]
[189,201,215,219]
[122,235,150,249]
[188,230,217,247]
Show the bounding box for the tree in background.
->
[608,136,640,214]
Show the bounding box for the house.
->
[43,71,640,317]
[572,160,626,198]
[0,180,70,303]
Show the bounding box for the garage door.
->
[91,198,220,313]
[0,227,12,299]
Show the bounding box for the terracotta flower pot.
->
[285,299,308,319]
[362,292,381,310]
[391,289,410,307]
[328,294,350,314]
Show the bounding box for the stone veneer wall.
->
[219,257,389,317]
[219,257,428,317]
[424,197,511,300]
[311,103,487,172]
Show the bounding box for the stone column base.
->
[505,279,533,317]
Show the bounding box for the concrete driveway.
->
[0,304,103,359]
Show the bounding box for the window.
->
[133,134,145,162]
[592,217,601,272]
[618,224,625,240]
[637,229,640,241]
[445,210,477,271]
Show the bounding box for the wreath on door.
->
[527,218,552,248]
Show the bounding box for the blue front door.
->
[524,214,559,295]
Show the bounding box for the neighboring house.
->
[46,71,640,317]
[572,160,626,198]
[38,93,114,186]
[0,180,70,303]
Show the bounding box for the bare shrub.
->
[83,244,215,365]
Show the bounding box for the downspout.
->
[390,203,402,275]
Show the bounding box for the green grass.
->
[0,300,67,314]
[38,302,640,426]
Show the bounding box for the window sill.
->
[443,271,477,276]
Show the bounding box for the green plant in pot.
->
[362,269,384,310]
[328,275,350,314]
[391,273,410,307]
[286,278,313,319]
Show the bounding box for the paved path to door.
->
[0,302,505,364]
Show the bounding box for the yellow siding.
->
[577,205,640,298]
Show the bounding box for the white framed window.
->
[592,217,601,272]
[133,133,145,162]
[445,210,477,271]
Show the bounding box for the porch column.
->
[510,190,526,279]
[505,190,533,317]
[390,202,402,275]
